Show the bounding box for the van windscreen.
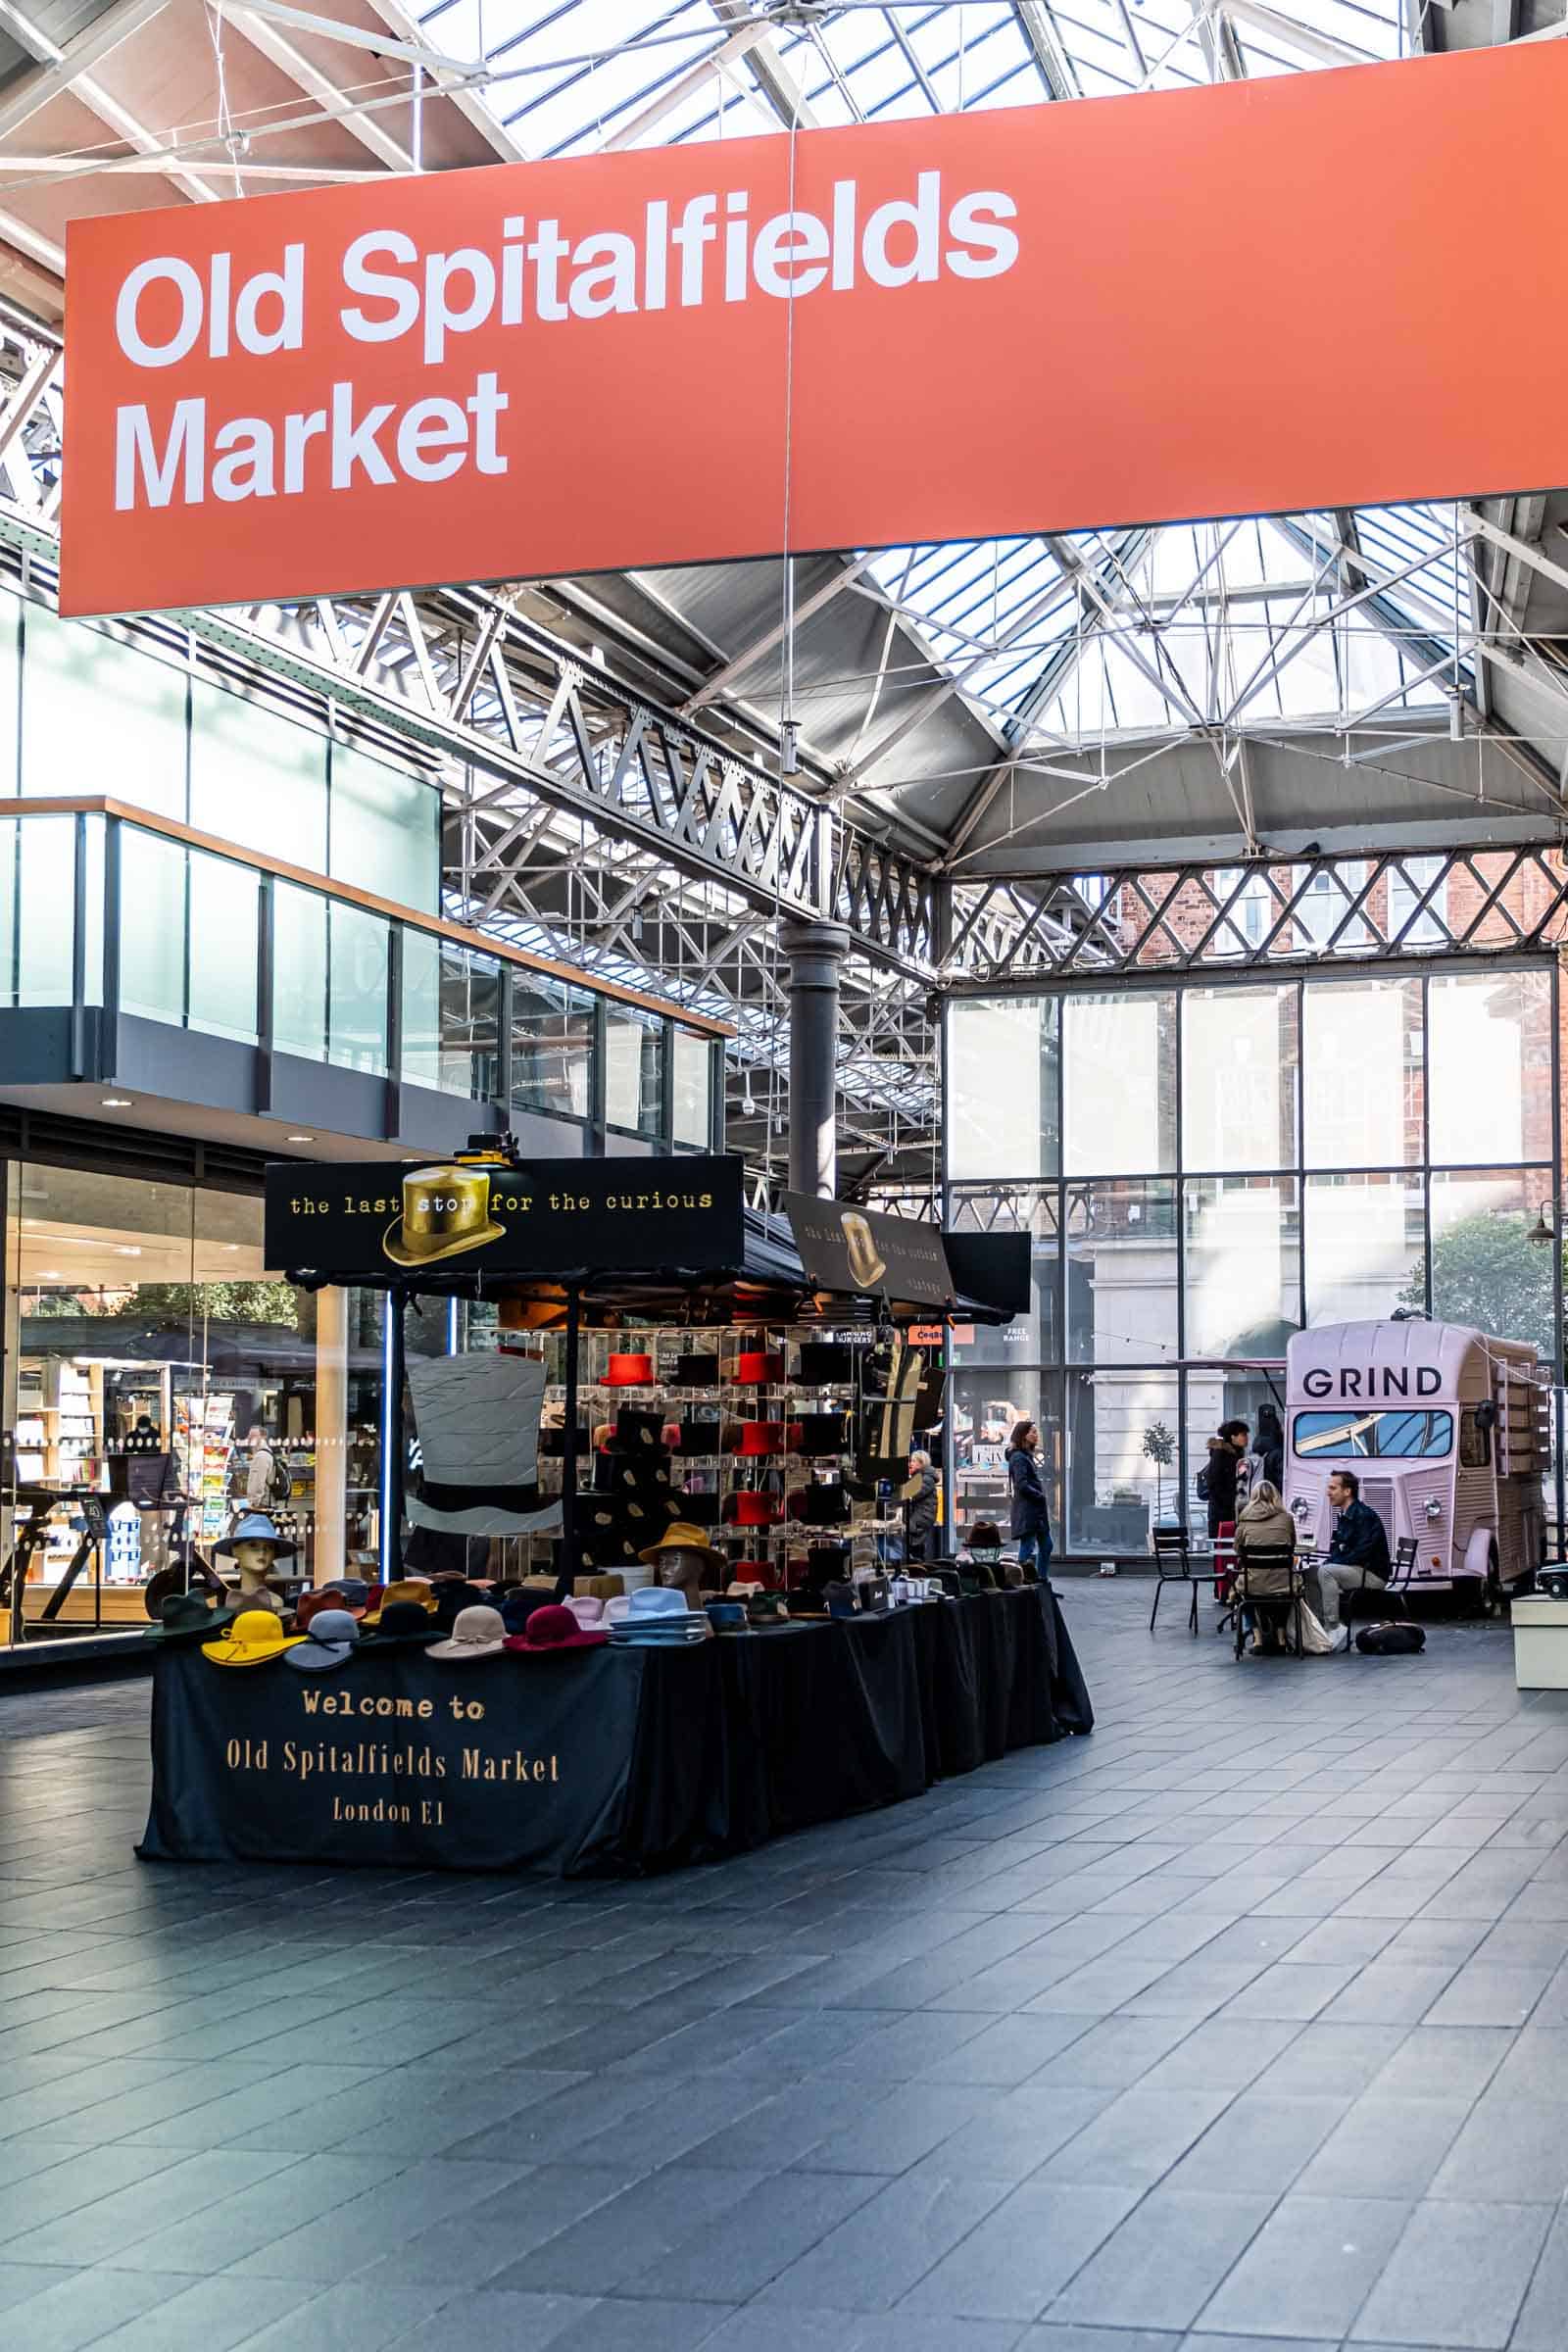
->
[1293,1409,1453,1460]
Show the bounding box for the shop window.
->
[190,681,327,871]
[328,742,438,913]
[948,997,1059,1180]
[671,1028,712,1147]
[512,975,593,1121]
[1062,992,1175,1176]
[22,604,186,820]
[605,1004,664,1136]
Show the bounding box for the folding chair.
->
[1231,1544,1303,1659]
[1340,1536,1417,1659]
[1150,1524,1199,1635]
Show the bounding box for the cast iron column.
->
[779,919,850,1199]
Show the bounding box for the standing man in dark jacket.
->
[1006,1419,1053,1576]
[1203,1419,1250,1539]
[906,1449,939,1560]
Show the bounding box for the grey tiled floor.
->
[3,1584,1568,2350]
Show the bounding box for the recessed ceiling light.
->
[38,1268,61,1279]
[101,1097,132,1108]
[286,1134,315,1144]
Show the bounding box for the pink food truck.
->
[1285,1320,1549,1608]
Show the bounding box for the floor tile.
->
[1348,2198,1553,2347]
[1046,2187,1276,2330]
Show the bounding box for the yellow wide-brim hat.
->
[202,1608,306,1667]
[383,1164,506,1269]
[639,1522,728,1576]
[362,1579,440,1627]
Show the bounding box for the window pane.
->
[953,1367,1060,1549]
[0,589,19,794]
[273,882,326,1061]
[512,976,592,1119]
[1294,1408,1453,1460]
[1182,984,1298,1171]
[606,1005,663,1135]
[1067,1367,1179,1555]
[672,1027,711,1147]
[0,815,74,1006]
[1063,992,1175,1174]
[24,605,186,818]
[329,743,438,912]
[1184,1176,1301,1356]
[1304,1172,1425,1324]
[1066,1179,1177,1365]
[1430,1167,1553,1357]
[1428,970,1552,1166]
[327,902,388,1074]
[1302,978,1423,1168]
[949,1186,1060,1364]
[190,682,327,869]
[119,827,185,1026]
[948,997,1059,1178]
[187,850,259,1044]
[399,927,442,1088]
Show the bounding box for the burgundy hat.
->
[724,1491,783,1528]
[504,1602,609,1654]
[732,1421,787,1458]
[296,1585,368,1628]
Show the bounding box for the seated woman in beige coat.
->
[1234,1479,1298,1655]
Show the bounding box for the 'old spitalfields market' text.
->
[111,171,1022,513]
[224,1688,561,1826]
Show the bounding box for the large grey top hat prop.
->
[407,1352,563,1540]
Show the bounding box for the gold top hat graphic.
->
[383,1164,506,1269]
[842,1210,887,1291]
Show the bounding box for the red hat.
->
[504,1602,608,1654]
[605,1352,655,1388]
[733,1350,785,1386]
[296,1586,367,1628]
[724,1491,783,1527]
[733,1421,787,1457]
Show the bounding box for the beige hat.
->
[427,1604,507,1661]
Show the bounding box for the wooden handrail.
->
[6,796,735,1038]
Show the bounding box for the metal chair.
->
[1340,1535,1417,1658]
[1231,1543,1303,1659]
[1150,1524,1200,1635]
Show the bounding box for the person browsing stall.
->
[1311,1467,1391,1640]
[1005,1419,1053,1576]
[906,1449,939,1561]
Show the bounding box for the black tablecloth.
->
[138,1587,1093,1879]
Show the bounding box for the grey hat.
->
[284,1608,360,1673]
[427,1604,507,1662]
[214,1512,298,1563]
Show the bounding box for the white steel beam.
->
[227,3,416,172]
[0,0,170,142]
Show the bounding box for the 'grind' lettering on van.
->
[1300,1366,1442,1399]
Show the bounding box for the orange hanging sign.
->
[59,44,1568,618]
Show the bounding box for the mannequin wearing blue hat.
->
[213,1512,296,1615]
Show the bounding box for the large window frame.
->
[946,956,1564,1554]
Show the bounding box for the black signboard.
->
[265,1154,746,1283]
[784,1194,957,1309]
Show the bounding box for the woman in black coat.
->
[1005,1419,1053,1577]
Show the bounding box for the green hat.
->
[144,1592,243,1645]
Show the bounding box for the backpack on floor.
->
[1356,1621,1425,1655]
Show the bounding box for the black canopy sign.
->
[784,1194,957,1310]
[265,1154,746,1283]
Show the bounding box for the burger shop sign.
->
[262,1155,747,1282]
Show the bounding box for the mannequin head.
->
[230,1538,280,1586]
[656,1546,710,1605]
